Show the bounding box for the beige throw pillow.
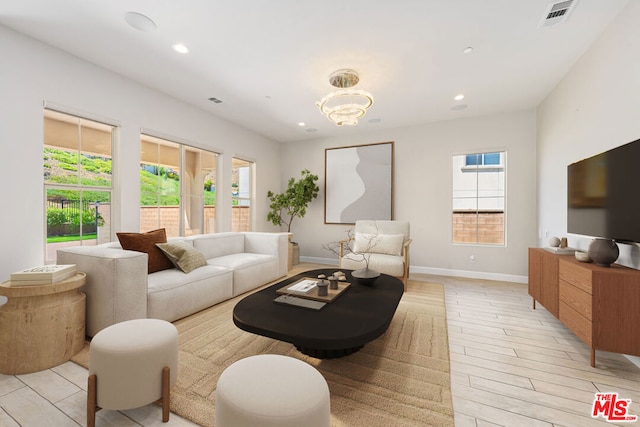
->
[156,242,208,274]
[353,232,404,256]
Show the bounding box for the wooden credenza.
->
[528,248,640,367]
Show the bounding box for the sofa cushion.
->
[190,233,245,259]
[117,228,174,273]
[353,233,404,256]
[156,242,208,273]
[207,253,279,296]
[147,265,233,323]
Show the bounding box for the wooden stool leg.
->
[162,367,170,422]
[87,374,98,427]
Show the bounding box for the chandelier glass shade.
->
[316,70,373,126]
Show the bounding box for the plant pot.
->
[587,238,619,267]
[351,268,380,286]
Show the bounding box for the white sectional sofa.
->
[57,232,289,337]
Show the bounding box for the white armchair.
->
[339,220,411,289]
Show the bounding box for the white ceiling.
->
[1,0,629,143]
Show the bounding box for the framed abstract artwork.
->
[324,141,394,224]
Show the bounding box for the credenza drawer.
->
[559,301,592,346]
[559,260,592,294]
[559,280,592,321]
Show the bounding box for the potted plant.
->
[267,169,319,266]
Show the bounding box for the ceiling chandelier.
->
[316,69,373,126]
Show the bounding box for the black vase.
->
[351,268,380,285]
[587,238,619,267]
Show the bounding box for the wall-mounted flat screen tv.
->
[567,138,640,243]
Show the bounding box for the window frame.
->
[452,150,506,246]
[231,157,255,232]
[139,133,219,236]
[43,108,116,263]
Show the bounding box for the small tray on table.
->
[276,277,350,303]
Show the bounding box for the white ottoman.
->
[215,354,330,427]
[87,319,178,427]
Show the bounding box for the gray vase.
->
[351,268,380,286]
[587,238,619,267]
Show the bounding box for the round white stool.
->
[215,354,330,427]
[87,319,178,427]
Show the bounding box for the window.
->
[44,109,114,262]
[140,134,217,236]
[452,151,505,245]
[231,158,253,232]
[465,152,501,166]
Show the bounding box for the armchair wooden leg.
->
[87,374,100,427]
[162,366,170,422]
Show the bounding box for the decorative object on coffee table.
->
[325,220,411,288]
[351,267,380,285]
[276,277,350,302]
[588,238,619,267]
[324,227,382,285]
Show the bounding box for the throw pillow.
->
[353,232,404,256]
[156,242,208,274]
[116,228,175,273]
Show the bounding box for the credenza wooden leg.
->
[591,349,596,368]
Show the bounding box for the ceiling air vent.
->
[538,0,576,28]
[208,97,223,104]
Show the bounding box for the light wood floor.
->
[432,273,640,427]
[2,267,640,426]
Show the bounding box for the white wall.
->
[281,110,538,282]
[537,0,640,269]
[0,25,282,281]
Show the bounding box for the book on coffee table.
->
[287,279,317,293]
[277,277,350,303]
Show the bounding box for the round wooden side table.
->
[0,273,86,374]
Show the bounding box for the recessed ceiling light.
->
[172,43,189,54]
[297,122,306,127]
[125,12,156,32]
[463,46,473,54]
[451,104,468,111]
[454,94,465,101]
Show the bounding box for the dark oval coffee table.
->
[233,269,404,358]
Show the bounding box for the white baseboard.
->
[300,256,339,266]
[300,256,528,284]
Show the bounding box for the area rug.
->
[73,279,453,427]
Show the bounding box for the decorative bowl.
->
[575,251,592,263]
[351,268,380,286]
